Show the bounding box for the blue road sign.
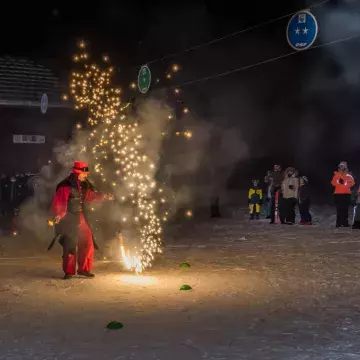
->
[41,93,48,114]
[286,10,318,51]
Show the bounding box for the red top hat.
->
[72,160,89,174]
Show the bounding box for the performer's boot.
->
[78,271,95,278]
[63,274,73,280]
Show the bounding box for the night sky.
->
[1,0,359,194]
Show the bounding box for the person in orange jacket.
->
[331,161,355,227]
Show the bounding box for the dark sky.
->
[0,1,306,62]
[1,0,360,190]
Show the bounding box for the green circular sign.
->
[138,65,151,94]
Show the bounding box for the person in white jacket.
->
[281,167,299,224]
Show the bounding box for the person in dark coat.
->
[52,161,114,279]
[298,176,312,225]
[269,164,283,224]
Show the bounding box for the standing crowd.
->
[248,161,359,228]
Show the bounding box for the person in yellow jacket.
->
[248,179,263,220]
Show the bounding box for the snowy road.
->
[2,215,360,359]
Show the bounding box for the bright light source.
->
[184,131,192,139]
[119,275,158,286]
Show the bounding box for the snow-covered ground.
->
[1,206,360,359]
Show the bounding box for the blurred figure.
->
[281,167,299,225]
[264,170,272,219]
[269,164,283,224]
[248,179,262,220]
[298,176,312,225]
[352,185,360,229]
[331,161,354,227]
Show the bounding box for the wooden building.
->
[0,57,77,174]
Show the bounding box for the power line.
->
[164,34,360,89]
[143,0,331,66]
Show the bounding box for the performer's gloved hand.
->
[54,215,61,224]
[338,178,344,185]
[105,194,115,201]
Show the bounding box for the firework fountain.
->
[66,41,165,273]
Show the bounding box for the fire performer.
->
[51,161,114,279]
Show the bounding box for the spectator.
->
[299,176,312,225]
[248,179,263,220]
[264,170,272,219]
[281,167,299,225]
[331,161,354,227]
[269,164,283,224]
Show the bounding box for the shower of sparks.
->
[66,41,164,274]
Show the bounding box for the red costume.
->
[51,161,105,277]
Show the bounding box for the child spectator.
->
[248,179,263,220]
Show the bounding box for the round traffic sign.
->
[138,65,151,94]
[286,10,318,51]
[41,93,48,114]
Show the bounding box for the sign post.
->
[138,65,151,94]
[286,10,318,51]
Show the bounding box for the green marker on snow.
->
[180,262,191,268]
[179,284,192,291]
[106,321,124,330]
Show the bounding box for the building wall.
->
[0,106,80,174]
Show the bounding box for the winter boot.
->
[255,213,260,220]
[78,271,95,278]
[63,274,73,280]
[249,214,255,220]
